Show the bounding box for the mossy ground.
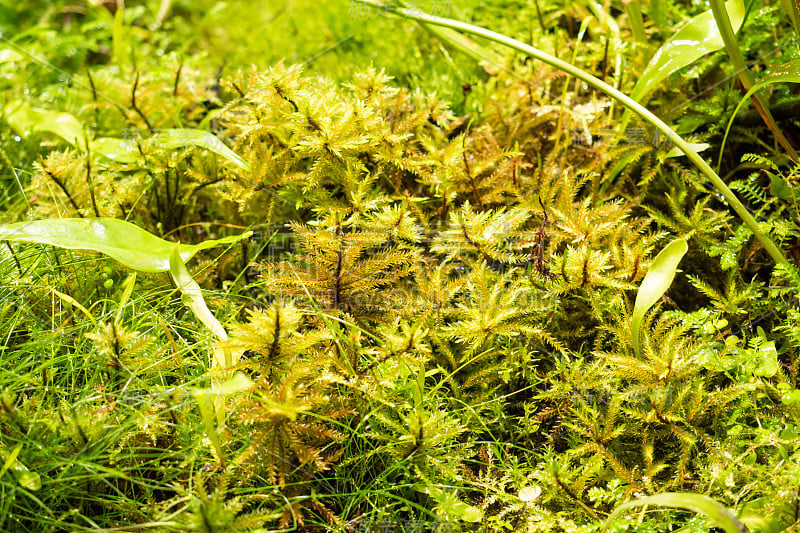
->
[2,1,800,531]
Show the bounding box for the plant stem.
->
[708,0,799,162]
[352,0,800,288]
[624,0,648,43]
[650,0,667,33]
[778,0,800,37]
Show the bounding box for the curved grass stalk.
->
[708,0,798,163]
[352,0,800,288]
[604,493,746,533]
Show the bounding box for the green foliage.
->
[627,0,745,104]
[3,0,800,531]
[604,492,747,533]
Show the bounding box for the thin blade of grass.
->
[392,0,503,67]
[720,59,800,168]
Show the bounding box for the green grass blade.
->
[604,493,747,533]
[0,445,41,491]
[720,60,800,167]
[632,238,688,357]
[393,0,503,66]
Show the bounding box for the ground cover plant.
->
[2,0,800,531]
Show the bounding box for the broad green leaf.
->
[769,174,796,201]
[91,130,248,168]
[115,274,137,325]
[169,245,243,428]
[4,101,87,149]
[460,505,483,522]
[3,102,247,170]
[150,129,250,171]
[414,24,502,67]
[0,445,42,491]
[630,0,745,103]
[0,217,247,272]
[632,238,688,357]
[753,327,778,377]
[91,130,248,169]
[754,340,778,377]
[720,60,800,166]
[605,493,746,533]
[587,1,620,37]
[0,216,246,434]
[52,288,97,326]
[0,444,21,480]
[112,5,128,67]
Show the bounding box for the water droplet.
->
[13,136,20,142]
